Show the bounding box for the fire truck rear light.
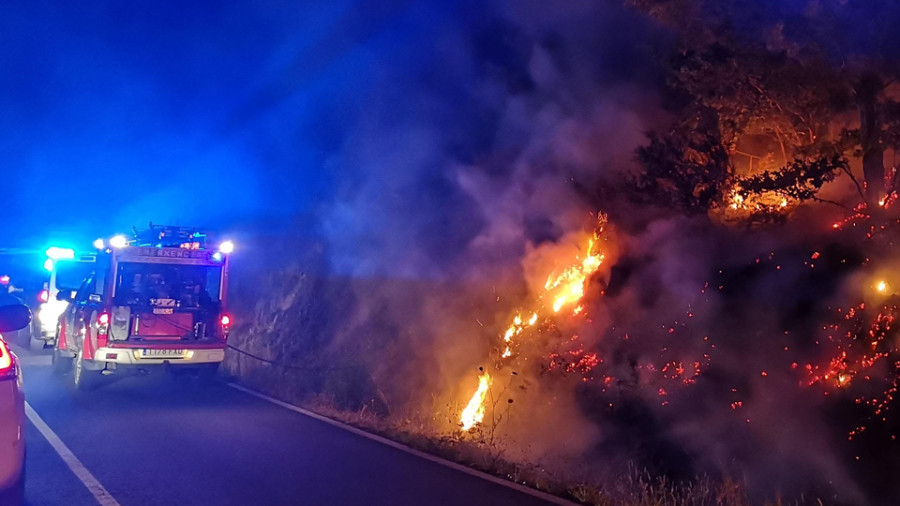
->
[106,353,118,360]
[98,313,110,326]
[0,340,15,379]
[220,315,231,326]
[39,289,50,303]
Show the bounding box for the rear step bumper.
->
[92,347,225,366]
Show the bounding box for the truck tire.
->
[73,349,100,391]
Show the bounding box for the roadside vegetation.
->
[223,2,900,504]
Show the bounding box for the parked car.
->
[0,302,32,505]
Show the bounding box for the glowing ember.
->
[460,372,491,430]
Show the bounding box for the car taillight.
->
[97,312,110,336]
[39,289,50,303]
[0,340,16,380]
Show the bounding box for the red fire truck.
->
[52,226,234,389]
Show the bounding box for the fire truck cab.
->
[53,226,233,389]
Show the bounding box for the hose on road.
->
[226,344,354,372]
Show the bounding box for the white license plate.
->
[140,349,185,359]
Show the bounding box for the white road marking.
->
[228,383,576,506]
[24,402,120,506]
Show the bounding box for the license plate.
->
[140,349,185,359]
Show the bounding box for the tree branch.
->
[809,195,856,212]
[841,165,867,203]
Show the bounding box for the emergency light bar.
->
[132,224,210,248]
[96,225,232,256]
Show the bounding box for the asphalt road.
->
[12,345,558,506]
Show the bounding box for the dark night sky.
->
[0,0,451,249]
[0,0,669,281]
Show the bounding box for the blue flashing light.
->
[43,258,55,272]
[212,252,224,262]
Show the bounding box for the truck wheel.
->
[73,350,99,391]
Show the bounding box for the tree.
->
[631,129,730,214]
[628,0,900,211]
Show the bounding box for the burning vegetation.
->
[448,206,900,504]
[460,215,607,430]
[224,1,900,505]
[442,1,900,501]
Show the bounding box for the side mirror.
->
[56,290,76,302]
[0,304,32,333]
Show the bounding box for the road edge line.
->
[227,383,577,506]
[24,402,120,506]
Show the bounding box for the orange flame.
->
[459,216,607,429]
[460,372,491,430]
[726,187,793,216]
[546,239,604,313]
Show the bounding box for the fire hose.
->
[226,344,356,372]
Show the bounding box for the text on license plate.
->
[140,349,185,358]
